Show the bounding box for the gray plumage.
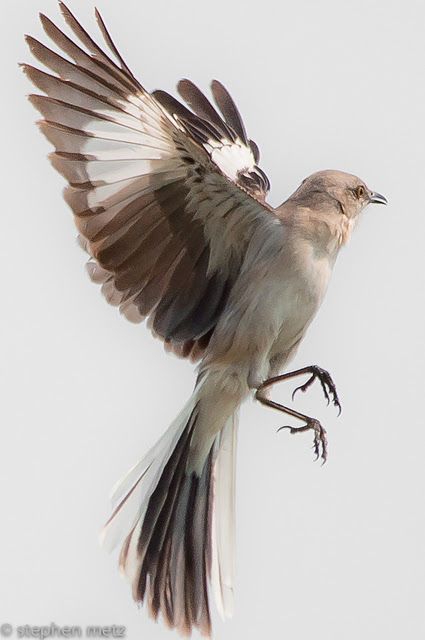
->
[23,4,387,637]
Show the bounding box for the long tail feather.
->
[101,372,241,636]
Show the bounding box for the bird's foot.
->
[292,365,341,415]
[278,418,328,464]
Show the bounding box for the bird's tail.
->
[101,369,244,636]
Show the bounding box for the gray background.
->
[2,0,424,638]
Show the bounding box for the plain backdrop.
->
[1,1,425,638]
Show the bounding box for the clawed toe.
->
[316,367,341,415]
[278,418,328,463]
[312,419,328,464]
[256,366,337,465]
[291,374,315,401]
[277,425,293,434]
[292,366,342,415]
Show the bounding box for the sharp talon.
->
[292,384,303,401]
[292,374,315,402]
[323,389,331,404]
[277,425,292,433]
[291,367,340,416]
[278,416,328,463]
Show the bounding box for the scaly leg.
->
[255,365,341,463]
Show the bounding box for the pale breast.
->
[203,232,335,386]
[268,239,333,360]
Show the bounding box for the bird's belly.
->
[271,289,317,354]
[269,257,331,359]
[204,245,333,386]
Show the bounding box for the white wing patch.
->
[207,137,256,181]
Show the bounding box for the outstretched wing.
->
[24,3,278,361]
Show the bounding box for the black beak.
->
[369,191,388,205]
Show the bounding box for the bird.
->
[22,3,387,636]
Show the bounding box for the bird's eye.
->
[356,185,365,198]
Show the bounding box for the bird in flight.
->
[23,3,387,636]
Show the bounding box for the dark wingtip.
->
[39,12,56,33]
[58,2,73,23]
[177,78,195,94]
[24,34,39,54]
[210,78,222,91]
[210,78,248,144]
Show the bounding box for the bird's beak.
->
[369,191,388,205]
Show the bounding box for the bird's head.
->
[288,169,387,248]
[297,169,387,218]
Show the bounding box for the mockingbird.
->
[23,4,387,636]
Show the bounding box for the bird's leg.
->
[255,366,340,464]
[259,365,341,414]
[255,390,329,463]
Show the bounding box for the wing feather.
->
[177,79,236,142]
[25,3,279,362]
[210,79,248,144]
